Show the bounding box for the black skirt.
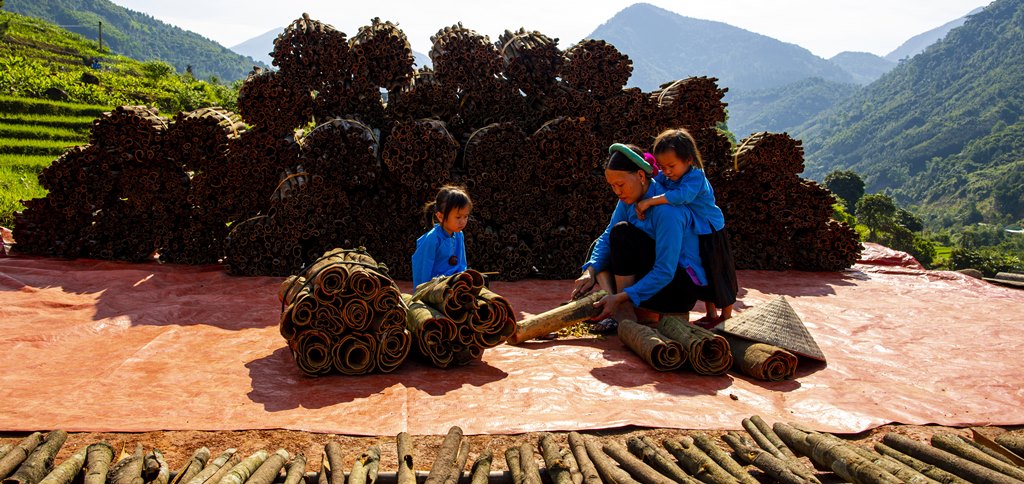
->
[698,227,738,307]
[608,221,701,313]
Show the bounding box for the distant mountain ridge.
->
[885,6,985,61]
[828,52,896,85]
[798,0,1023,225]
[5,0,267,81]
[587,3,854,92]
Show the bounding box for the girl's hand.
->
[635,199,651,220]
[571,269,595,300]
[594,292,629,320]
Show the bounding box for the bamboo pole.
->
[722,432,810,484]
[691,434,759,484]
[583,438,637,484]
[426,427,463,484]
[538,435,572,484]
[567,434,601,484]
[396,433,415,484]
[186,449,237,484]
[625,437,697,484]
[469,452,491,484]
[931,434,1024,482]
[874,443,969,484]
[507,291,606,344]
[84,442,114,484]
[883,434,1021,484]
[37,447,86,484]
[0,434,44,481]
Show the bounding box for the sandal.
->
[589,317,619,335]
[693,315,720,330]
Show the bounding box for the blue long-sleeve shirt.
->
[412,224,467,288]
[655,167,725,234]
[583,179,706,306]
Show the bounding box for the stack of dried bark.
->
[278,248,411,376]
[16,14,862,281]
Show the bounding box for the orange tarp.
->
[0,243,1021,435]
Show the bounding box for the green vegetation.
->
[726,78,859,137]
[0,10,243,228]
[5,0,265,81]
[824,169,865,215]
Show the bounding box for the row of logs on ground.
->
[4,421,1022,484]
[277,249,515,375]
[13,14,862,278]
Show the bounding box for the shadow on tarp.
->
[245,346,509,412]
[0,255,282,331]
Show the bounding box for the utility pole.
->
[98,21,103,52]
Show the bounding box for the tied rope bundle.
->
[404,270,516,368]
[278,248,411,376]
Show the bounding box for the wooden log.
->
[518,444,542,484]
[425,427,463,484]
[884,433,1022,484]
[469,452,491,484]
[4,431,68,484]
[83,442,114,484]
[396,433,415,484]
[324,443,345,484]
[742,418,788,461]
[625,437,697,484]
[691,434,759,484]
[964,433,1020,467]
[217,450,269,484]
[109,444,144,484]
[567,434,601,484]
[444,442,469,484]
[583,438,638,484]
[149,451,169,484]
[350,447,380,484]
[663,438,738,484]
[539,434,573,484]
[0,434,44,481]
[558,448,583,484]
[248,450,290,484]
[776,424,898,483]
[874,443,969,484]
[603,441,675,484]
[749,416,797,460]
[504,448,523,484]
[931,434,1024,482]
[847,444,939,484]
[722,432,810,484]
[37,447,86,484]
[0,447,11,462]
[185,449,237,484]
[169,448,210,484]
[282,455,306,484]
[507,291,605,344]
[996,434,1024,458]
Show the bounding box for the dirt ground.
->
[3,424,1021,479]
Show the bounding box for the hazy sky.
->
[108,0,989,59]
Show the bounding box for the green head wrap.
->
[608,143,653,175]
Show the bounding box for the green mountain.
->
[5,0,266,81]
[726,78,859,138]
[885,7,985,62]
[798,0,1024,226]
[588,3,854,92]
[829,52,897,85]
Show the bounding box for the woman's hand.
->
[571,268,596,300]
[594,292,631,320]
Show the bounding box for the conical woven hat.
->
[724,296,826,361]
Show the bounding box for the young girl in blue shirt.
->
[635,128,738,327]
[412,186,472,289]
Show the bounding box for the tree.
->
[856,193,897,240]
[895,208,923,232]
[824,170,865,214]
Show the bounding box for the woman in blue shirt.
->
[571,144,706,333]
